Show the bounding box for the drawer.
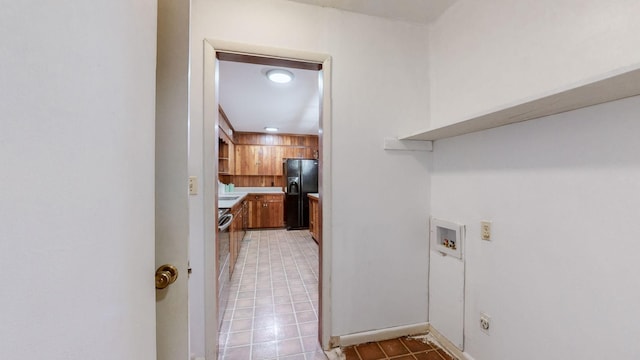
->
[248,193,283,201]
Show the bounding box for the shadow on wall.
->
[432,95,640,173]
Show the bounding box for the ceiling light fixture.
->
[266,69,294,84]
[264,127,279,132]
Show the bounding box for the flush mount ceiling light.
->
[266,69,294,84]
[264,127,279,132]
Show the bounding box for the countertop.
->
[307,193,319,199]
[218,187,284,209]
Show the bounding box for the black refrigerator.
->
[284,159,318,230]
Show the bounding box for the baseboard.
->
[334,322,476,360]
[427,324,466,360]
[337,322,429,347]
[462,352,476,360]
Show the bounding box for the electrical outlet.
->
[481,221,491,241]
[480,313,491,334]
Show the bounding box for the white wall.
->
[427,2,640,358]
[431,95,640,359]
[188,0,432,349]
[0,1,157,359]
[429,0,640,127]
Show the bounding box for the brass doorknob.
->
[155,264,178,289]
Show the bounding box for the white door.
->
[155,0,191,359]
[429,220,465,350]
[1,1,158,359]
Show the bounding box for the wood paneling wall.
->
[234,132,318,147]
[219,132,318,188]
[231,175,284,187]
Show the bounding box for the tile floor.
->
[218,229,326,360]
[343,337,457,360]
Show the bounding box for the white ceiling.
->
[287,0,457,24]
[218,1,458,136]
[219,60,320,135]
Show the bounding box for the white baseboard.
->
[337,322,429,347]
[427,324,465,360]
[462,352,476,360]
[334,322,476,360]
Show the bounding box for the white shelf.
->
[401,64,640,141]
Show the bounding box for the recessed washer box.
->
[430,218,464,259]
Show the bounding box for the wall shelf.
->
[401,64,640,141]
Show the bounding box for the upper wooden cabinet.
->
[218,106,235,175]
[225,132,318,178]
[282,146,316,159]
[234,144,316,176]
[235,145,283,176]
[218,133,235,175]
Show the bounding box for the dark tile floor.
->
[343,337,457,360]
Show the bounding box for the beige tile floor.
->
[218,229,326,360]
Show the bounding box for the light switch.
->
[189,176,198,195]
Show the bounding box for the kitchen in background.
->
[215,56,322,340]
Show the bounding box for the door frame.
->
[155,0,190,359]
[203,39,333,354]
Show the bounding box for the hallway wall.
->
[432,95,640,359]
[429,0,640,127]
[188,0,432,355]
[426,2,640,358]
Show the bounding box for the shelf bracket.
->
[383,137,433,152]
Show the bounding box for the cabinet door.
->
[236,204,244,242]
[228,141,235,175]
[235,145,279,175]
[247,194,284,228]
[229,220,237,275]
[258,146,282,175]
[247,196,261,228]
[282,147,316,160]
[266,200,284,227]
[260,195,284,228]
[235,145,258,175]
[308,198,318,241]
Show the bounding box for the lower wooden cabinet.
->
[308,194,319,244]
[229,200,246,274]
[247,193,284,229]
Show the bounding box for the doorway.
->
[202,40,333,358]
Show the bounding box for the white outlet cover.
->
[189,176,198,195]
[480,312,491,335]
[481,220,491,241]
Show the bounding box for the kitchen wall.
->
[188,0,432,354]
[227,133,319,187]
[427,1,640,359]
[428,0,640,127]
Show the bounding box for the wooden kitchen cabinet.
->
[308,194,319,244]
[247,193,284,229]
[235,145,282,176]
[229,200,246,274]
[218,132,234,175]
[281,146,316,160]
